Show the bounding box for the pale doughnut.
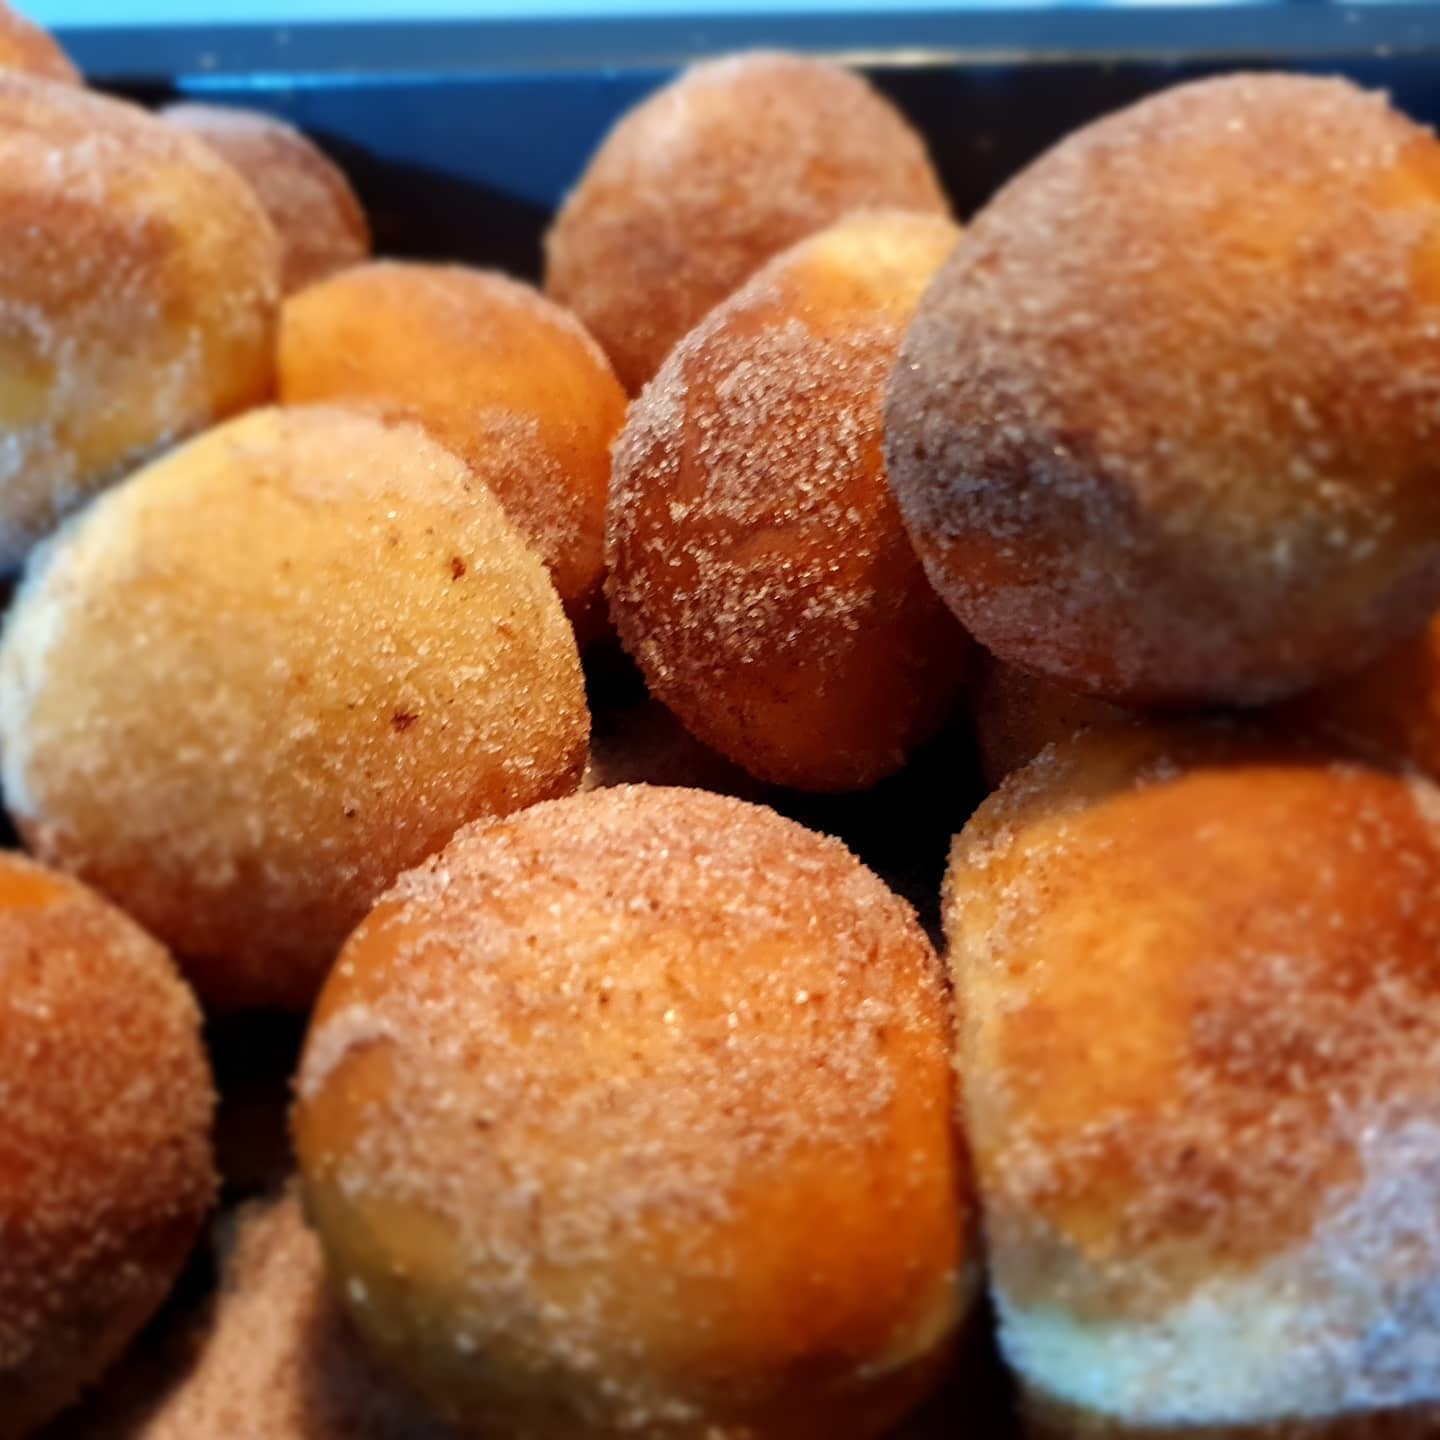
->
[0,406,588,1011]
[0,75,280,570]
[295,785,970,1439]
[948,722,1440,1435]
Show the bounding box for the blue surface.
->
[30,0,1094,23]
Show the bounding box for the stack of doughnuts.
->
[3,9,1440,1436]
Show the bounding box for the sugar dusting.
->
[949,730,1440,1427]
[140,1193,461,1440]
[887,73,1440,704]
[278,262,623,632]
[0,406,588,1010]
[0,2,79,84]
[298,784,960,1433]
[0,854,215,1431]
[607,211,967,790]
[164,103,370,295]
[0,74,280,572]
[545,51,950,391]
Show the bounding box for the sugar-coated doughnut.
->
[972,656,1134,788]
[0,852,214,1438]
[887,73,1440,707]
[0,406,588,1011]
[0,75,280,571]
[139,1194,459,1440]
[295,785,970,1440]
[947,723,1440,1436]
[545,52,949,393]
[163,103,370,295]
[608,210,969,791]
[0,3,77,83]
[279,262,626,641]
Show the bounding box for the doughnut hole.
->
[545,52,949,393]
[0,4,77,84]
[0,406,588,1011]
[295,785,971,1440]
[608,210,970,791]
[947,723,1440,1435]
[0,75,280,570]
[0,852,214,1439]
[163,103,370,295]
[279,261,626,643]
[887,73,1440,706]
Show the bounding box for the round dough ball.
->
[279,261,626,641]
[138,1194,460,1440]
[947,722,1440,1436]
[545,51,949,393]
[295,785,970,1440]
[0,3,77,84]
[608,210,970,791]
[0,75,280,571]
[887,73,1440,707]
[0,851,214,1439]
[0,405,589,1012]
[972,655,1134,788]
[163,103,370,295]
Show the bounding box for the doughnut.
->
[0,3,77,83]
[972,656,1134,788]
[0,851,214,1438]
[139,1194,460,1440]
[278,261,625,640]
[0,405,588,1011]
[545,51,949,393]
[608,210,970,791]
[886,73,1440,707]
[294,785,970,1439]
[0,75,280,572]
[163,103,370,295]
[946,722,1440,1436]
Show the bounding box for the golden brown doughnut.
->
[887,73,1440,707]
[545,52,949,392]
[0,75,280,571]
[163,103,370,295]
[0,851,214,1438]
[608,210,970,791]
[295,785,970,1439]
[138,1194,460,1440]
[278,261,626,641]
[947,722,1440,1436]
[0,406,588,1011]
[0,3,76,84]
